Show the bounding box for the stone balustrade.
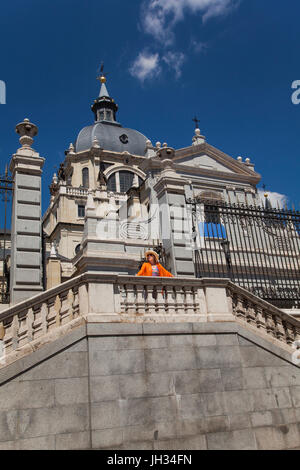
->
[228,285,300,347]
[65,186,89,197]
[0,273,299,367]
[0,277,82,364]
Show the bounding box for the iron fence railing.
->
[0,166,13,304]
[187,198,300,309]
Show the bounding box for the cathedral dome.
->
[75,71,149,156]
[75,121,148,156]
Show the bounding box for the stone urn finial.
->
[156,146,176,172]
[15,118,38,148]
[92,136,100,149]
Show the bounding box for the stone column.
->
[153,147,195,277]
[9,119,45,304]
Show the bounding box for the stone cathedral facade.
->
[39,73,261,291]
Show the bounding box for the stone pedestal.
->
[75,192,153,275]
[9,119,45,304]
[46,258,61,289]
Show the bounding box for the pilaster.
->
[153,146,195,277]
[9,119,45,304]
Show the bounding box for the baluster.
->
[59,290,71,325]
[47,296,58,331]
[41,303,48,336]
[174,286,185,315]
[119,284,127,314]
[234,295,246,320]
[255,306,265,330]
[3,315,18,353]
[165,285,176,315]
[194,288,203,315]
[32,304,43,339]
[155,285,165,314]
[246,303,256,326]
[125,284,136,315]
[144,285,149,314]
[72,286,80,318]
[146,285,157,315]
[283,321,294,345]
[27,308,34,343]
[192,287,201,314]
[136,284,146,315]
[17,311,28,347]
[265,312,276,338]
[274,316,286,343]
[17,307,36,347]
[184,286,195,315]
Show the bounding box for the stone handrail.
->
[0,273,299,367]
[227,282,300,348]
[65,186,89,197]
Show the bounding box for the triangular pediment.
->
[173,143,260,179]
[178,152,234,173]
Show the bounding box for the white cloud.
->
[142,0,237,45]
[162,51,185,78]
[191,39,209,54]
[131,0,239,82]
[130,52,161,82]
[257,189,288,209]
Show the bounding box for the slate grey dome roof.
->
[75,121,148,156]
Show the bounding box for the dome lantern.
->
[91,65,119,124]
[75,69,149,156]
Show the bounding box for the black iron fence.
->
[187,198,300,309]
[0,166,13,304]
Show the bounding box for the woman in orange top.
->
[137,250,173,277]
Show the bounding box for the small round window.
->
[119,134,128,144]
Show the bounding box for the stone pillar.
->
[9,119,45,304]
[153,147,195,277]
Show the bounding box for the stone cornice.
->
[153,174,186,199]
[177,163,261,185]
[66,148,147,165]
[9,152,45,177]
[43,221,84,240]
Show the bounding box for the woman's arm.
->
[158,265,174,277]
[137,263,147,276]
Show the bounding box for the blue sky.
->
[0,0,300,222]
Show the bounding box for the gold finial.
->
[262,184,268,198]
[97,62,106,84]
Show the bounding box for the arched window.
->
[107,174,116,192]
[82,167,89,188]
[105,110,112,121]
[119,171,134,193]
[75,244,81,255]
[106,171,144,193]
